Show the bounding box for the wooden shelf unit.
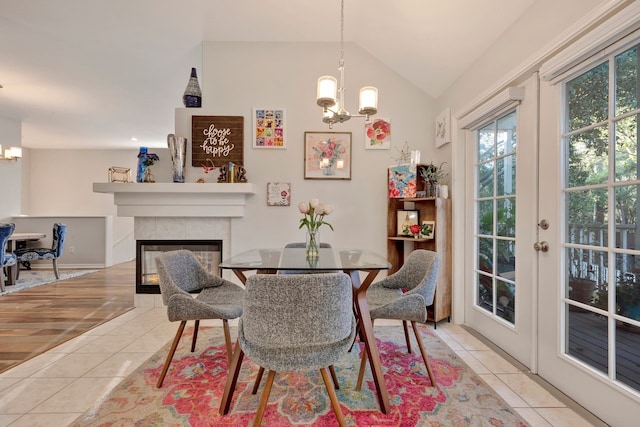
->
[387,196,452,326]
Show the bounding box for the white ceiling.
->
[0,0,535,149]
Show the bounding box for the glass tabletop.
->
[219,247,391,272]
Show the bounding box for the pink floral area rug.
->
[72,325,529,426]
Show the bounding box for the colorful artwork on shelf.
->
[388,164,417,198]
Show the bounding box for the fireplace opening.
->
[136,239,223,294]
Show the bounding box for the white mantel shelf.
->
[93,182,255,217]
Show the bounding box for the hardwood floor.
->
[0,262,135,373]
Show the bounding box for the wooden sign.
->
[191,116,244,167]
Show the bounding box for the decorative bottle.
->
[183,67,202,108]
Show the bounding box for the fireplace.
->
[136,239,223,294]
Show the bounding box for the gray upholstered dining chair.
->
[15,222,67,280]
[219,273,356,426]
[356,249,440,389]
[0,223,17,292]
[154,249,244,388]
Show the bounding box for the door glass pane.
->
[615,45,638,116]
[615,185,637,249]
[496,155,516,196]
[567,127,609,188]
[475,110,517,325]
[497,112,517,156]
[567,248,607,310]
[478,200,494,235]
[567,309,608,375]
[615,115,638,182]
[478,161,494,197]
[566,189,608,246]
[566,61,608,132]
[616,327,640,389]
[478,123,495,162]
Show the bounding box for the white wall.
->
[26,149,136,263]
[193,41,435,255]
[0,116,22,220]
[20,41,434,261]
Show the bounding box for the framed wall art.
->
[397,210,419,237]
[304,131,352,180]
[191,115,244,167]
[253,108,285,148]
[266,182,291,206]
[435,108,451,148]
[364,117,391,149]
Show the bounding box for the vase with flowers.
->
[298,198,334,259]
[137,148,160,183]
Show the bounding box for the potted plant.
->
[593,277,640,326]
[419,162,448,197]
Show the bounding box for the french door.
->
[463,74,538,368]
[537,38,640,425]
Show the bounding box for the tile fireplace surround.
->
[93,182,254,308]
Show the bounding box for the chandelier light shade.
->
[316,0,379,127]
[317,76,337,108]
[358,86,378,116]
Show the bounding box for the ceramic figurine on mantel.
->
[183,67,202,108]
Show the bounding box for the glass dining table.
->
[219,247,393,414]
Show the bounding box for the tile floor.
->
[0,307,605,427]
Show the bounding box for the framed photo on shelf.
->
[397,210,419,237]
[421,220,435,239]
[304,131,352,180]
[253,108,285,148]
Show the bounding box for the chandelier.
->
[316,0,378,127]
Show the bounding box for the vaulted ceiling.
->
[0,0,534,149]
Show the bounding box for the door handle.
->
[533,241,549,252]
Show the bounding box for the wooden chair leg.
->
[157,320,186,388]
[252,366,265,394]
[15,264,20,280]
[356,344,368,391]
[321,367,346,427]
[402,320,413,354]
[191,320,200,352]
[219,340,245,415]
[253,370,276,427]
[53,258,60,279]
[348,318,361,352]
[411,321,436,387]
[328,364,340,390]
[222,319,232,363]
[0,268,5,292]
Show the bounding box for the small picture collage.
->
[254,108,285,148]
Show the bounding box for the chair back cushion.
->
[155,249,220,305]
[52,223,67,257]
[0,223,16,266]
[242,273,352,348]
[403,250,440,306]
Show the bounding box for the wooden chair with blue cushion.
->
[15,223,67,280]
[0,223,17,292]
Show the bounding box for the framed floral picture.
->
[421,220,435,239]
[397,210,419,237]
[435,108,451,148]
[266,182,291,206]
[253,108,285,148]
[304,131,352,180]
[364,117,391,149]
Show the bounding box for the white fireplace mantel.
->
[93,182,254,217]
